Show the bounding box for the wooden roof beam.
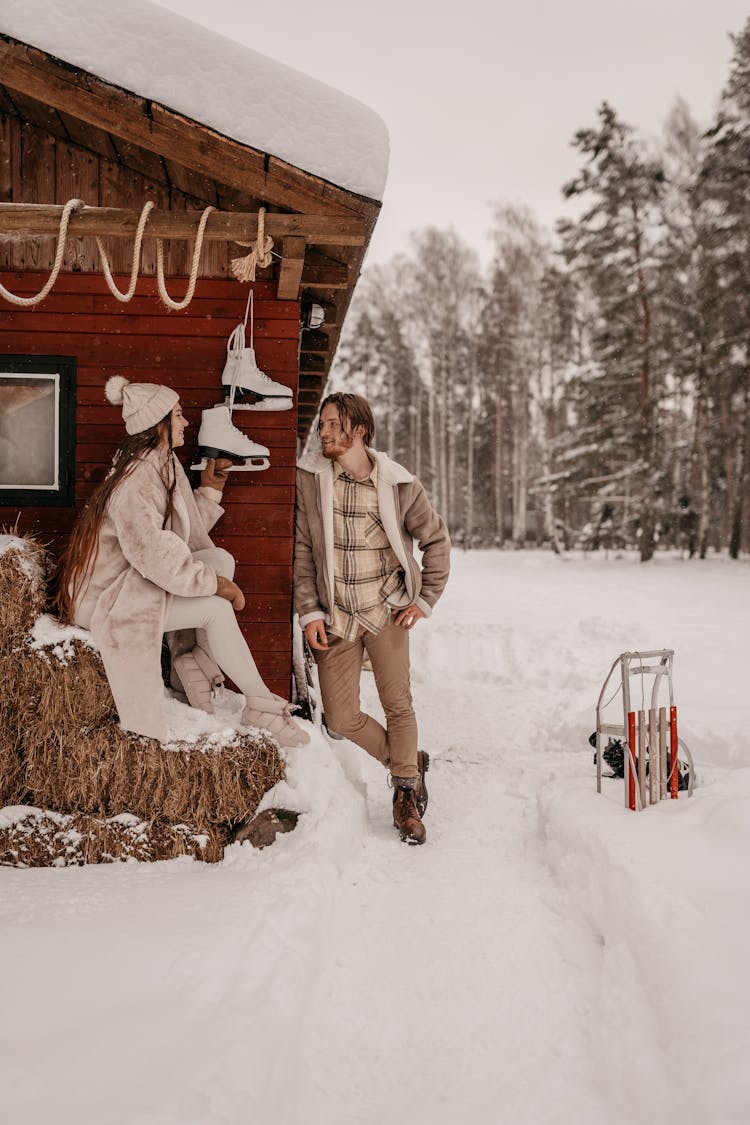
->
[276,236,306,301]
[0,203,367,245]
[0,38,372,219]
[2,86,67,136]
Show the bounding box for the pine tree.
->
[559,102,668,560]
[700,19,750,557]
[660,99,726,556]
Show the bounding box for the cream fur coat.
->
[74,449,222,742]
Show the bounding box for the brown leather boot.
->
[392,782,427,845]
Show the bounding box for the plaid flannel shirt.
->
[329,459,406,641]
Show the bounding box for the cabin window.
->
[0,356,76,506]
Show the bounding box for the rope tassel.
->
[231,206,274,282]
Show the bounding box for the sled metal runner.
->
[594,649,694,810]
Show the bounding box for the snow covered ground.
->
[1,549,748,1125]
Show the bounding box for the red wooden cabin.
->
[0,6,385,697]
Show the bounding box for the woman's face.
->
[169,403,189,448]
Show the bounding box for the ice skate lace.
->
[225,288,287,407]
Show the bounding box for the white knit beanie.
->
[104,376,179,435]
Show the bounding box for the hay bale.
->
[0,729,25,807]
[22,716,284,831]
[0,534,48,804]
[0,663,27,805]
[0,530,287,851]
[0,806,228,867]
[23,624,117,732]
[19,633,285,831]
[0,534,48,651]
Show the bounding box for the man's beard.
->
[321,431,354,459]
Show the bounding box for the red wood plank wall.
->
[0,272,300,697]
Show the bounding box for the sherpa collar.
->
[297,448,414,485]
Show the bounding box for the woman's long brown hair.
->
[55,418,177,623]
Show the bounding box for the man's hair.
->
[319,392,375,446]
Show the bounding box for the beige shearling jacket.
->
[74,448,222,742]
[294,449,450,630]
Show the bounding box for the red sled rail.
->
[594,650,694,811]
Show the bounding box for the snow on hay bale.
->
[0,806,224,866]
[0,533,286,863]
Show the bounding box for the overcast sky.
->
[156,0,749,266]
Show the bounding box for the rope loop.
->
[1,201,217,311]
[0,199,85,306]
[96,200,155,303]
[155,206,216,310]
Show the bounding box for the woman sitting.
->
[55,376,308,749]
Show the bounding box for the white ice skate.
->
[222,289,293,412]
[190,404,270,472]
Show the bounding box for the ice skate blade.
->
[190,457,269,472]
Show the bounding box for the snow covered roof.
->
[0,0,389,202]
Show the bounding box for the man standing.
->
[294,393,450,844]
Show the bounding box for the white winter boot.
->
[191,405,270,471]
[172,645,225,713]
[241,695,310,748]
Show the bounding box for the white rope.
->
[244,286,255,348]
[1,200,216,311]
[0,199,84,306]
[96,200,155,302]
[155,205,215,310]
[230,207,274,282]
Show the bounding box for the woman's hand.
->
[201,457,232,492]
[215,575,246,612]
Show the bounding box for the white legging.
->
[163,547,272,701]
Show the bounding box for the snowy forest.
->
[331,20,750,561]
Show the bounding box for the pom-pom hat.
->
[105,376,179,435]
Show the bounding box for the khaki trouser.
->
[314,614,418,779]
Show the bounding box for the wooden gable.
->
[0,32,383,699]
[0,33,382,436]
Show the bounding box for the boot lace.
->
[395,785,419,821]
